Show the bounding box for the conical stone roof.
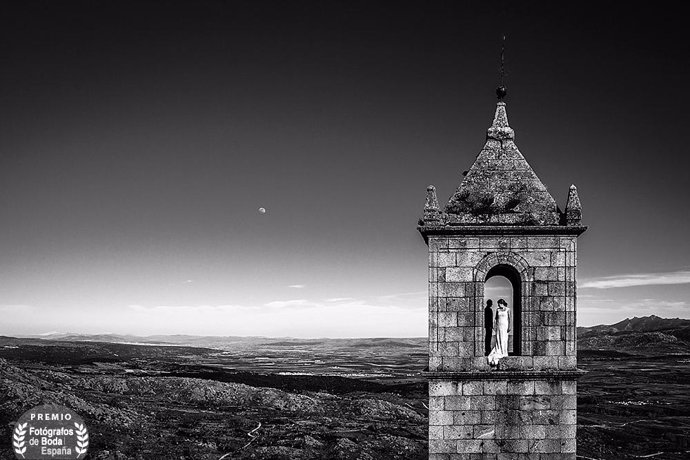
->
[444,102,560,225]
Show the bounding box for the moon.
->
[258,207,266,214]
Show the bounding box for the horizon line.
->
[4,314,687,342]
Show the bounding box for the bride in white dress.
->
[488,298,511,366]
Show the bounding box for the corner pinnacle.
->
[565,184,583,225]
[423,185,440,222]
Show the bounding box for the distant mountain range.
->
[578,315,690,336]
[19,332,427,351]
[17,315,690,356]
[578,315,690,355]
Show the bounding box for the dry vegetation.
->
[1,320,689,459]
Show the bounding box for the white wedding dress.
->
[488,307,509,365]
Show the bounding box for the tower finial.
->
[496,35,507,101]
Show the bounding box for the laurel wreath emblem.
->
[12,422,27,458]
[74,422,89,457]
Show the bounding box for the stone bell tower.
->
[418,87,586,459]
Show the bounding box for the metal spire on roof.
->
[496,35,507,101]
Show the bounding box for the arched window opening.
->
[484,265,522,355]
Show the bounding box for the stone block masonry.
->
[423,228,584,458]
[428,376,577,457]
[427,234,579,368]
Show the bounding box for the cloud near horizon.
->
[0,291,429,338]
[263,299,317,308]
[4,283,689,336]
[579,297,687,311]
[123,296,427,337]
[581,270,690,289]
[2,293,689,336]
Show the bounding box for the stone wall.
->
[428,377,577,460]
[427,234,577,373]
[426,231,580,458]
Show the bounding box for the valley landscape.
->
[1,316,689,459]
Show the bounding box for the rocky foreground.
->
[0,357,427,459]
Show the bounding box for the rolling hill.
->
[578,315,690,355]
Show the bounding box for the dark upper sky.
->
[1,1,688,336]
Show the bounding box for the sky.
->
[0,1,688,337]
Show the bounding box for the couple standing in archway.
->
[484,298,511,366]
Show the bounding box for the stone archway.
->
[485,264,522,355]
[472,252,532,357]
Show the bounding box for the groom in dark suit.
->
[484,299,494,355]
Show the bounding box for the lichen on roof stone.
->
[443,102,560,225]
